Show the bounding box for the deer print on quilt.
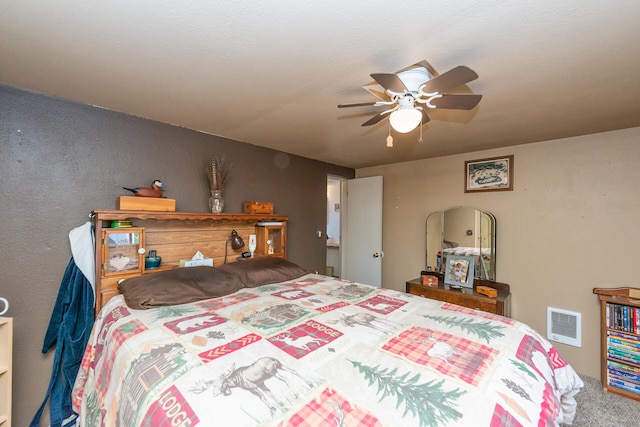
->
[72,274,583,426]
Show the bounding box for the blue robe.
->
[30,258,94,427]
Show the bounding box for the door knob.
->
[373,251,384,258]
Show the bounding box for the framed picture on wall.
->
[465,155,514,193]
[444,255,475,288]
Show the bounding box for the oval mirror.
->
[425,207,496,281]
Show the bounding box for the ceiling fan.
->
[338,61,482,144]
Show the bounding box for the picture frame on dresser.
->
[444,255,475,288]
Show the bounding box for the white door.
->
[342,176,383,286]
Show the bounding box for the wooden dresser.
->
[92,210,287,315]
[406,277,511,317]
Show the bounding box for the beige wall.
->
[357,126,640,379]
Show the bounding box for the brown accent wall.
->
[0,83,354,425]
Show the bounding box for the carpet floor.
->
[563,374,640,426]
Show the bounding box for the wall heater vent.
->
[547,307,582,347]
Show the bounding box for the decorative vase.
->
[209,190,224,213]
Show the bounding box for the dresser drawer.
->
[441,292,497,313]
[406,279,510,317]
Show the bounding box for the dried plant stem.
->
[207,156,230,192]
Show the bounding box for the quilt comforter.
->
[72,274,582,426]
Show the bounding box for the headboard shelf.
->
[91,210,288,314]
[91,209,287,223]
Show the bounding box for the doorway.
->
[326,176,344,277]
[326,175,383,285]
[342,176,383,286]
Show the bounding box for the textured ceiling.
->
[1,1,639,169]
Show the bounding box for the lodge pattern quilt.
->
[72,274,582,426]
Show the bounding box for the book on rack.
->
[608,344,640,357]
[618,304,623,330]
[609,370,640,385]
[608,350,640,365]
[608,360,640,374]
[608,344,640,358]
[606,303,640,333]
[608,330,640,341]
[608,350,640,364]
[609,367,640,381]
[624,306,629,331]
[608,377,640,393]
[607,361,640,380]
[608,333,640,345]
[608,336,640,350]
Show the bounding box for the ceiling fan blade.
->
[370,73,407,93]
[430,94,482,110]
[338,101,380,108]
[421,66,479,93]
[361,112,389,127]
[363,85,392,102]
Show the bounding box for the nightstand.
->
[406,277,511,317]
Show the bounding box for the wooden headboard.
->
[91,210,287,314]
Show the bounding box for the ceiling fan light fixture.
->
[397,67,432,92]
[389,108,422,133]
[339,62,481,136]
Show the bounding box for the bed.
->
[72,257,583,426]
[443,246,491,259]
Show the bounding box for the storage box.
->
[118,196,176,211]
[476,285,498,298]
[421,274,439,287]
[243,201,274,214]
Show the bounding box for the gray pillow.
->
[216,257,308,288]
[118,266,244,309]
